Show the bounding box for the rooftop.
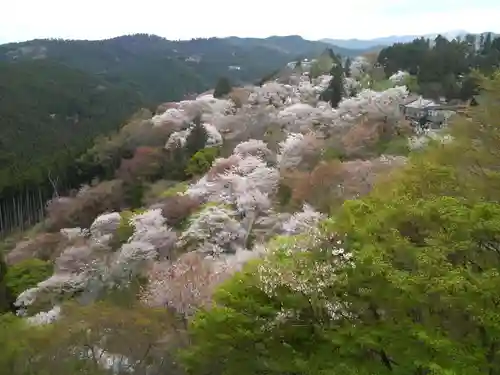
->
[405,96,437,108]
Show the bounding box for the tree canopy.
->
[181,71,500,375]
[378,33,500,100]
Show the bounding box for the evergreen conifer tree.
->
[213,77,232,98]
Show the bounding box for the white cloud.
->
[1,0,500,43]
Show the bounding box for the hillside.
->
[0,34,365,105]
[2,33,500,373]
[0,59,144,189]
[0,34,367,234]
[1,50,416,318]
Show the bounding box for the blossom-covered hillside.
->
[0,53,442,373]
[7,55,414,320]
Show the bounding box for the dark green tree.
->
[167,141,189,181]
[185,118,208,158]
[320,64,344,108]
[376,33,500,101]
[0,255,12,313]
[213,77,232,98]
[344,57,352,77]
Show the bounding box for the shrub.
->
[142,180,178,205]
[160,195,201,229]
[109,211,135,249]
[185,147,219,177]
[321,147,347,162]
[161,182,189,198]
[46,179,125,231]
[276,181,293,208]
[115,146,165,183]
[229,88,249,108]
[377,136,411,156]
[109,209,146,249]
[5,232,68,265]
[5,259,53,298]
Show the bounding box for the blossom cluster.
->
[15,209,176,316]
[177,204,246,255]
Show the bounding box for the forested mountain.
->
[0,59,146,235]
[0,34,366,235]
[0,60,143,188]
[0,34,363,105]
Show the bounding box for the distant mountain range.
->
[0,34,372,105]
[321,30,498,50]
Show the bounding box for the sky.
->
[2,0,500,44]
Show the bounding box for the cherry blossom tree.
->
[15,209,177,316]
[281,204,325,235]
[277,132,322,171]
[177,204,246,255]
[186,150,279,217]
[115,146,164,182]
[141,252,233,316]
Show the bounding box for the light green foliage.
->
[110,208,146,249]
[309,52,335,79]
[161,182,190,198]
[403,74,420,92]
[113,211,136,246]
[181,73,500,375]
[322,147,347,161]
[375,135,411,156]
[5,258,53,298]
[184,168,500,374]
[185,147,220,177]
[359,74,373,89]
[371,79,395,91]
[0,313,43,373]
[0,299,183,375]
[181,227,348,375]
[0,313,59,373]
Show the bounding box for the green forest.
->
[378,33,500,100]
[0,60,144,188]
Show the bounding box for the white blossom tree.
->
[233,139,273,160]
[277,132,321,170]
[177,204,246,255]
[165,122,222,149]
[15,209,176,315]
[255,230,354,322]
[186,150,279,217]
[141,252,234,316]
[281,203,325,235]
